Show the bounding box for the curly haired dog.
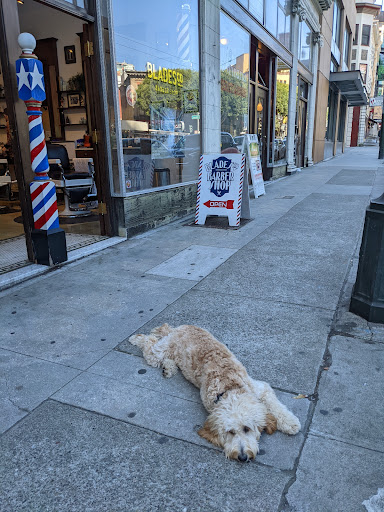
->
[129,324,301,462]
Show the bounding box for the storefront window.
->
[220,12,250,146]
[275,59,290,163]
[110,0,200,193]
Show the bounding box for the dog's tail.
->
[129,324,172,349]
[128,333,150,350]
[128,324,173,368]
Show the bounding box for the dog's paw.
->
[162,358,178,378]
[277,414,301,435]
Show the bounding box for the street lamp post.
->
[16,32,67,265]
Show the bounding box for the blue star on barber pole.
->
[16,32,59,231]
[16,58,46,102]
[177,3,191,63]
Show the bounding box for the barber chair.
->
[47,143,97,217]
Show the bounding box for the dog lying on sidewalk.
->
[129,324,301,462]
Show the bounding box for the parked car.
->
[234,135,245,152]
[171,134,201,160]
[221,132,237,151]
[274,137,286,162]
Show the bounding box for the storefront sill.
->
[0,236,126,292]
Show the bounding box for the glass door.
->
[256,87,269,179]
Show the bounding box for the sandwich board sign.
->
[195,153,249,227]
[243,134,265,198]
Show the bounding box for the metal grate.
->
[0,233,108,275]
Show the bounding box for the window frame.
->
[353,24,359,45]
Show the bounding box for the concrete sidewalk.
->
[1,147,383,512]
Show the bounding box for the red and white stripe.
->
[30,181,59,230]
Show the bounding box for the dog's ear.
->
[197,416,222,447]
[257,413,277,435]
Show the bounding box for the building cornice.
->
[355,3,381,16]
[292,0,321,31]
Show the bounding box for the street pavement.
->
[1,146,383,512]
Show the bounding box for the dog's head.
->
[198,391,272,462]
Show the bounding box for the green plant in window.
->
[275,81,289,137]
[67,73,86,92]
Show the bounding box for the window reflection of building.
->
[112,0,200,193]
[220,12,250,141]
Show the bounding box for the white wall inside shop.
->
[18,0,86,141]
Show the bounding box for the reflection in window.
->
[277,0,291,50]
[265,0,278,38]
[299,21,312,70]
[220,12,250,147]
[332,0,342,48]
[249,0,264,23]
[362,25,371,46]
[343,29,351,68]
[275,59,290,163]
[111,0,200,193]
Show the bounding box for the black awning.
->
[330,71,368,106]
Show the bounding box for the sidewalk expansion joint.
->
[330,329,384,345]
[308,430,384,455]
[187,287,336,312]
[278,250,355,511]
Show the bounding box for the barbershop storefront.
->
[0,0,326,271]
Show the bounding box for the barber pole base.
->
[31,228,67,266]
[30,181,67,265]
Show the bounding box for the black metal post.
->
[350,193,384,323]
[379,109,384,159]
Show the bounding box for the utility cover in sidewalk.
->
[146,245,236,281]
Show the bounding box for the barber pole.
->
[16,33,67,264]
[177,4,191,63]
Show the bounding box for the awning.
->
[330,71,368,106]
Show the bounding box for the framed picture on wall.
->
[64,45,76,64]
[67,93,81,107]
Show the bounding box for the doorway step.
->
[0,233,125,290]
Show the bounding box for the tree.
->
[135,68,199,116]
[220,69,248,134]
[275,81,289,137]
